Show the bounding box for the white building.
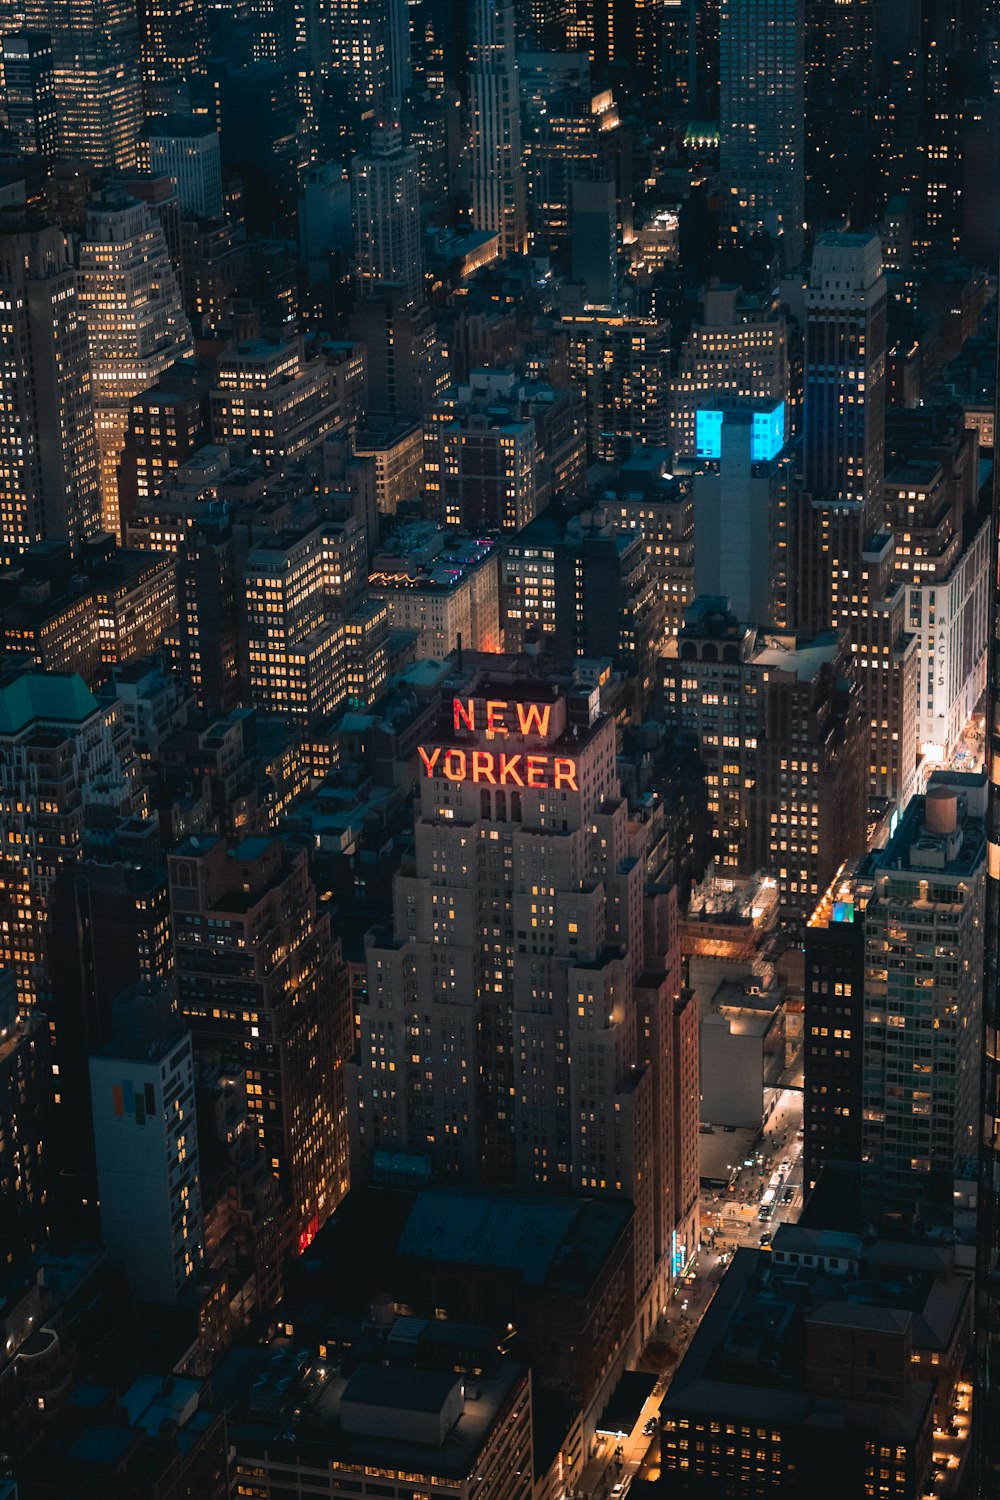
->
[90,983,203,1304]
[906,518,989,764]
[148,115,223,220]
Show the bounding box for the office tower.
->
[325,0,389,118]
[137,0,207,105]
[116,367,208,534]
[803,234,886,532]
[21,0,141,170]
[692,398,792,628]
[0,671,146,1006]
[468,0,527,259]
[90,982,203,1304]
[861,776,985,1234]
[719,0,804,269]
[299,162,352,284]
[169,834,351,1252]
[800,233,918,810]
[660,599,868,920]
[0,217,101,553]
[0,967,48,1260]
[502,501,664,703]
[570,178,618,307]
[350,290,444,419]
[350,124,423,305]
[424,374,538,532]
[354,672,698,1340]
[563,313,671,461]
[804,858,874,1193]
[595,451,695,640]
[147,116,223,220]
[0,33,56,159]
[77,190,191,539]
[519,57,627,249]
[210,340,340,472]
[242,525,346,725]
[669,283,788,460]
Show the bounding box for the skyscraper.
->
[799,232,917,809]
[90,981,204,1304]
[0,216,101,553]
[137,0,207,106]
[354,672,698,1340]
[351,124,423,305]
[861,776,984,1234]
[169,834,352,1254]
[77,189,191,538]
[468,0,527,260]
[21,0,142,170]
[719,0,804,269]
[0,33,57,159]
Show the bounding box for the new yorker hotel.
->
[354,676,684,1340]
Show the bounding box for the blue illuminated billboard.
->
[695,408,723,459]
[751,401,785,462]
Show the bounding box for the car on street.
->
[782,1188,794,1204]
[759,1231,772,1247]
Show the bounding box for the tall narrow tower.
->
[468,0,527,260]
[351,123,423,305]
[719,0,804,269]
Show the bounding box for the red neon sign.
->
[417,744,578,790]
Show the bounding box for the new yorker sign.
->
[416,695,580,792]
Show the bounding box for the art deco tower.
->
[468,0,527,259]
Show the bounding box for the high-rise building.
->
[350,124,423,305]
[137,0,207,106]
[468,0,527,259]
[77,189,191,539]
[353,671,698,1342]
[562,313,671,462]
[719,0,804,268]
[861,775,984,1235]
[669,283,788,460]
[692,398,793,628]
[660,598,868,920]
[324,0,389,120]
[595,450,694,641]
[21,0,142,170]
[502,501,664,705]
[90,981,204,1304]
[0,33,56,159]
[799,233,918,810]
[0,216,101,553]
[210,339,340,473]
[0,671,147,1007]
[424,374,538,532]
[147,116,223,221]
[169,834,351,1252]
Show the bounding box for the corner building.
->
[355,674,695,1344]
